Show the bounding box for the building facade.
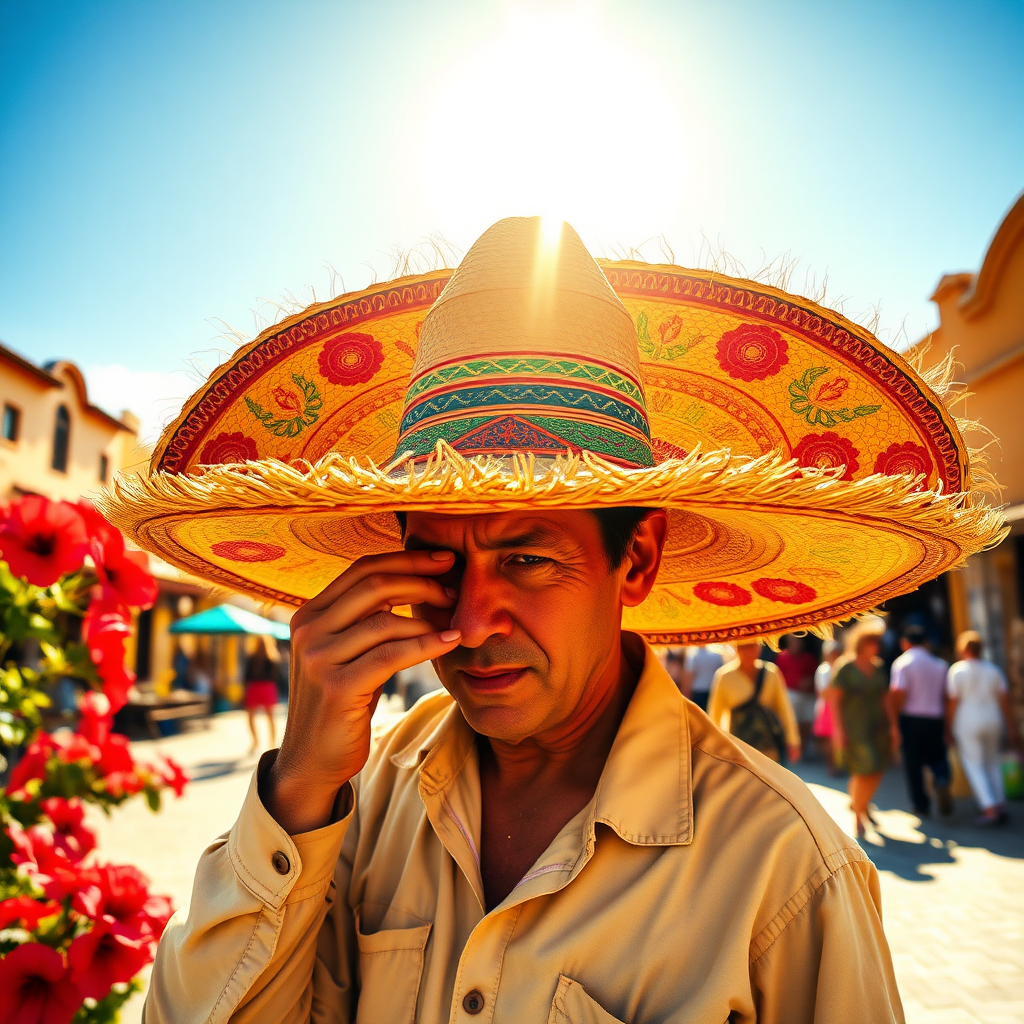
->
[909,191,1024,727]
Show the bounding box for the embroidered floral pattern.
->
[245,374,322,438]
[636,311,706,361]
[788,367,881,427]
[751,577,817,604]
[873,441,933,488]
[210,540,286,563]
[716,323,789,381]
[198,432,258,466]
[693,581,752,607]
[652,438,689,463]
[792,431,860,480]
[318,332,384,386]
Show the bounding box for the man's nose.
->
[448,562,513,648]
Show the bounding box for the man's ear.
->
[620,510,668,608]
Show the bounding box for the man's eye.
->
[507,554,549,567]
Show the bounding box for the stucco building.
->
[908,191,1024,723]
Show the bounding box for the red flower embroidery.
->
[751,577,817,604]
[814,376,849,403]
[0,495,89,588]
[652,438,689,463]
[210,540,286,563]
[693,581,752,607]
[716,324,789,382]
[792,431,860,481]
[199,432,259,466]
[318,332,384,386]
[873,441,932,488]
[272,386,301,413]
[658,314,684,343]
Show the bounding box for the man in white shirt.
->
[888,625,952,816]
[686,644,726,712]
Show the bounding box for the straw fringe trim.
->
[102,441,1006,554]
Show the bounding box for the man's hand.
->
[263,550,462,834]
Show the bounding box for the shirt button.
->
[462,990,484,1015]
[271,851,290,875]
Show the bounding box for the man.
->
[108,217,1000,1022]
[889,625,953,816]
[775,634,818,753]
[707,641,801,763]
[685,643,725,712]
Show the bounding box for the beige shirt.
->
[707,659,802,750]
[146,638,902,1024]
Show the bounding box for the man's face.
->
[404,510,636,743]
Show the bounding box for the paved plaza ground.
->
[91,706,1023,1024]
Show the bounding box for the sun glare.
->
[418,1,686,246]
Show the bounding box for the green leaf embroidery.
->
[788,366,880,428]
[245,374,323,438]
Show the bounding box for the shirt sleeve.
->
[764,664,800,748]
[144,753,356,1024]
[749,855,904,1024]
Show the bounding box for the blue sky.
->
[1,0,1021,440]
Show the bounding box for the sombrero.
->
[100,217,1005,644]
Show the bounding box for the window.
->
[2,403,20,443]
[99,453,109,483]
[52,404,70,473]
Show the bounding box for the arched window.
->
[52,404,70,473]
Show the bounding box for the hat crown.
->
[396,217,654,467]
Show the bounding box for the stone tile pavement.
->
[91,706,1023,1023]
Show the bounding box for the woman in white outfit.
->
[946,631,1021,825]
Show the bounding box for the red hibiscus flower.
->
[6,822,86,900]
[693,581,752,607]
[50,730,102,765]
[751,577,818,604]
[0,896,62,931]
[199,431,259,466]
[41,798,97,863]
[83,597,136,712]
[68,921,150,1001]
[715,323,789,382]
[77,690,112,747]
[0,495,89,587]
[873,441,933,489]
[78,501,158,610]
[0,943,82,1024]
[74,864,171,944]
[791,431,860,481]
[651,438,689,463]
[6,735,56,796]
[318,332,384,386]
[156,755,188,798]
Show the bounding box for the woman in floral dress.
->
[830,622,894,836]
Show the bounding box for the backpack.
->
[730,665,788,762]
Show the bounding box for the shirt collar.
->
[389,633,693,847]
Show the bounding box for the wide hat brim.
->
[101,263,1005,644]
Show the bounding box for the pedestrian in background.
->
[946,630,1021,826]
[776,634,818,755]
[686,644,725,712]
[813,639,843,771]
[831,622,893,837]
[244,637,279,755]
[708,641,800,763]
[889,625,952,817]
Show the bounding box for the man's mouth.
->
[458,667,528,691]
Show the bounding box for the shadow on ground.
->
[791,757,1023,881]
[186,758,257,782]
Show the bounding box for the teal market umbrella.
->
[169,603,290,640]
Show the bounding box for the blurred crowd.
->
[661,625,1021,836]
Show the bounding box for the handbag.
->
[731,665,788,762]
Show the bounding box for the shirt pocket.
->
[547,975,627,1024]
[353,907,431,1024]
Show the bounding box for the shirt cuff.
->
[226,750,354,911]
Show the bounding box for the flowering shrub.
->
[0,495,186,1023]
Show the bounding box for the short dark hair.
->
[394,507,656,569]
[902,625,927,646]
